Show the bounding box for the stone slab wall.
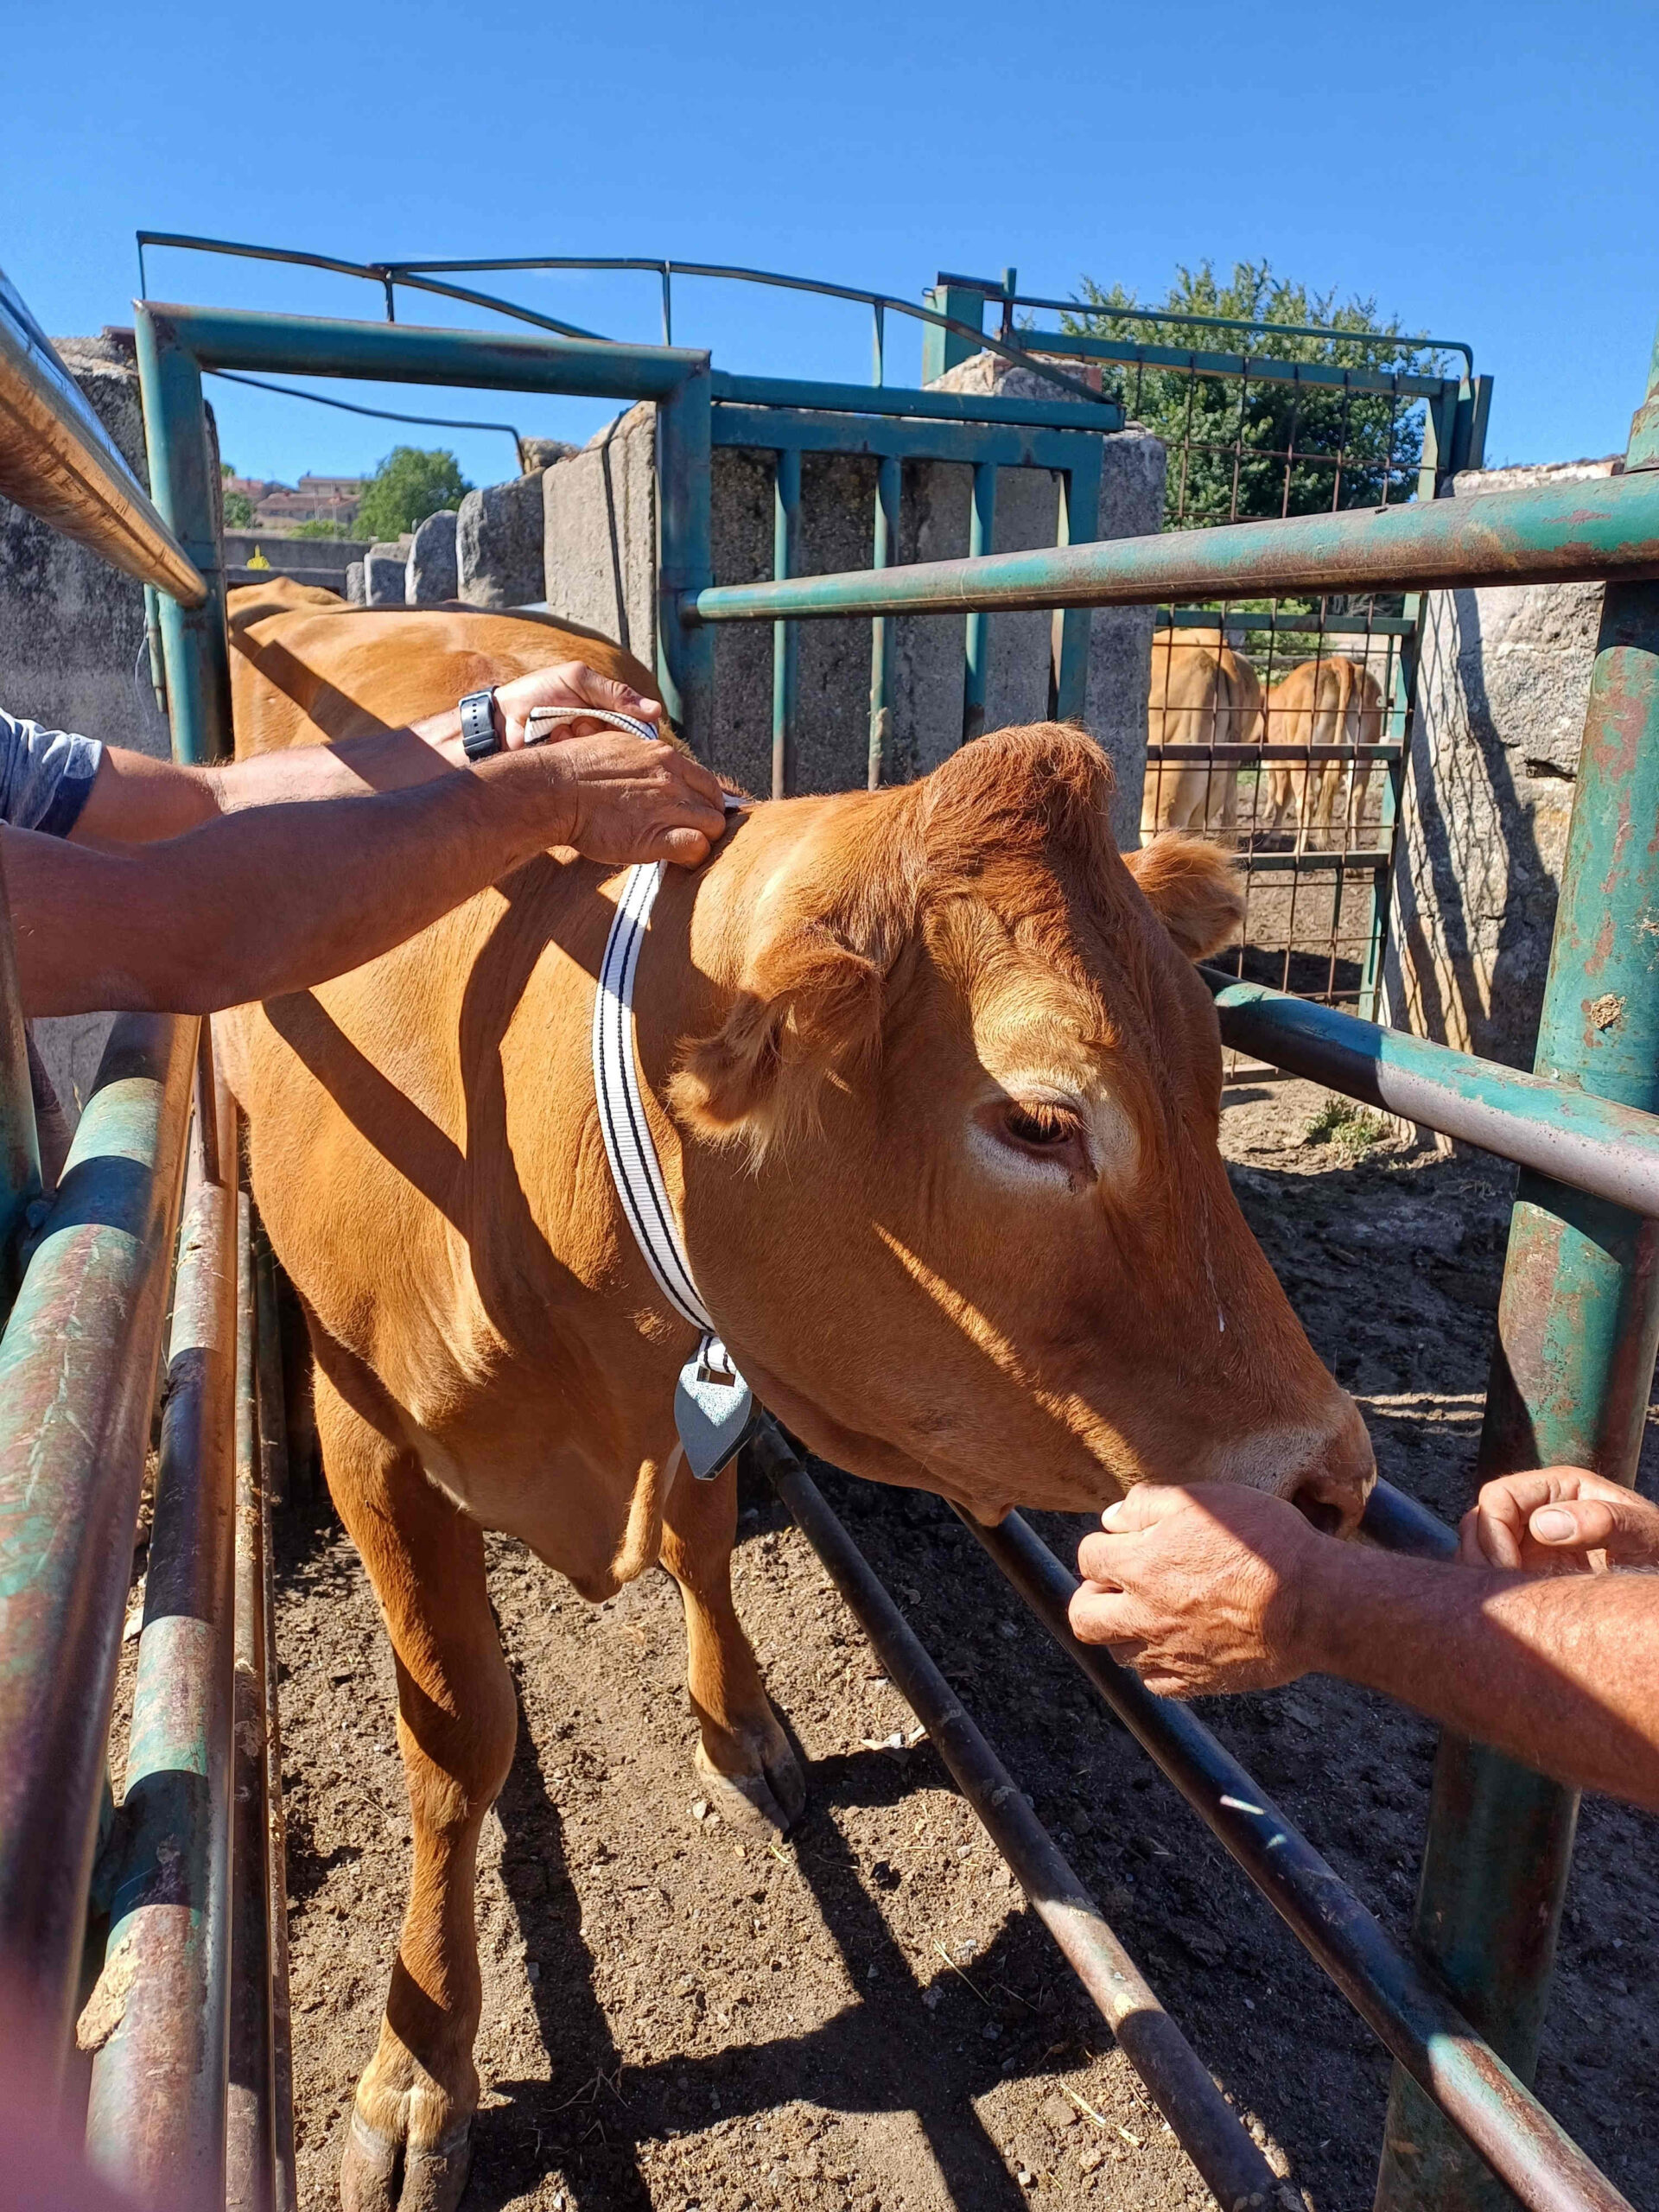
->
[1382,457,1615,1070]
[224,531,370,570]
[540,363,1164,846]
[407,509,459,603]
[0,333,181,1127]
[459,473,548,608]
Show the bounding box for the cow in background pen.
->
[1139,626,1262,844]
[1261,654,1386,850]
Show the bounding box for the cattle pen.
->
[0,250,1655,2212]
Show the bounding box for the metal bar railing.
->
[998,326,1457,404]
[136,235,1112,410]
[682,464,1659,626]
[0,271,205,602]
[772,448,802,798]
[227,1193,276,2212]
[139,300,707,400]
[1205,973,1659,1217]
[868,454,899,789]
[962,460,995,745]
[1376,386,1659,2203]
[0,1014,197,2055]
[751,1425,1282,2211]
[86,1084,240,2206]
[710,371,1121,433]
[932,268,1477,377]
[254,1243,298,2212]
[957,1505,1630,2212]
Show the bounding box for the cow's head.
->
[673,724,1373,1532]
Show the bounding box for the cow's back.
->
[221,582,661,1412]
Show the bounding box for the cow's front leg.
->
[661,1459,806,1831]
[315,1363,516,2212]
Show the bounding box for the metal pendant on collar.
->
[588,724,755,1479]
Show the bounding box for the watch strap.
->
[459,688,499,760]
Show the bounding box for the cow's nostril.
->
[1291,1486,1346,1538]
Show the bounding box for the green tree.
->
[293,517,350,540]
[222,490,256,528]
[353,446,471,543]
[1061,261,1447,530]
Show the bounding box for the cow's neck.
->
[629,791,859,1078]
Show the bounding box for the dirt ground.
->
[267,1078,1659,2212]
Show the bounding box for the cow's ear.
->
[670,921,892,1159]
[1124,833,1245,962]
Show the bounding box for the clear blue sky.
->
[7,0,1656,492]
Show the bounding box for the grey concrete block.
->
[521,437,578,473]
[1382,456,1614,1067]
[346,561,366,606]
[407,508,459,604]
[543,404,657,658]
[223,531,371,573]
[365,543,407,607]
[458,473,546,608]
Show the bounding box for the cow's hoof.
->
[340,2111,473,2212]
[696,1732,807,1834]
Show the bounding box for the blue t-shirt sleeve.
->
[0,709,104,836]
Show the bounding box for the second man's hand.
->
[492,661,666,749]
[477,722,728,869]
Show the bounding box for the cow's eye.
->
[1004,1102,1084,1151]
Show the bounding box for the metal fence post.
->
[962,459,996,743]
[133,308,232,767]
[772,447,802,798]
[0,1015,195,2063]
[656,362,715,761]
[86,1080,240,2206]
[1375,319,1659,2212]
[920,281,987,384]
[868,454,900,787]
[1052,448,1100,724]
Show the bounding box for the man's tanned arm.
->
[69,661,665,844]
[1067,1475,1659,1813]
[10,725,726,1017]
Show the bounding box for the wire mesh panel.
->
[1141,605,1408,1020]
[983,286,1479,1042]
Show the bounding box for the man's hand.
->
[493,662,664,748]
[1459,1467,1659,1575]
[482,726,729,869]
[1070,1484,1322,1698]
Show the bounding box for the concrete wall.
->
[0,333,181,1124]
[224,531,371,570]
[540,359,1164,845]
[458,473,547,608]
[1382,457,1614,1070]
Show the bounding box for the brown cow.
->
[1261,655,1387,849]
[1140,626,1263,843]
[223,583,1373,2212]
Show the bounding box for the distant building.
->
[226,473,366,532]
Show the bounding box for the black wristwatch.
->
[459,687,500,760]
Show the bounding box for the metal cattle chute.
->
[0,244,1652,2212]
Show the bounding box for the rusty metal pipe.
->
[0,273,205,601]
[227,1193,275,2212]
[257,1243,298,2212]
[85,1086,240,2207]
[0,1014,196,2058]
[752,1425,1282,2212]
[683,465,1659,626]
[958,1504,1630,2212]
[1205,975,1659,1218]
